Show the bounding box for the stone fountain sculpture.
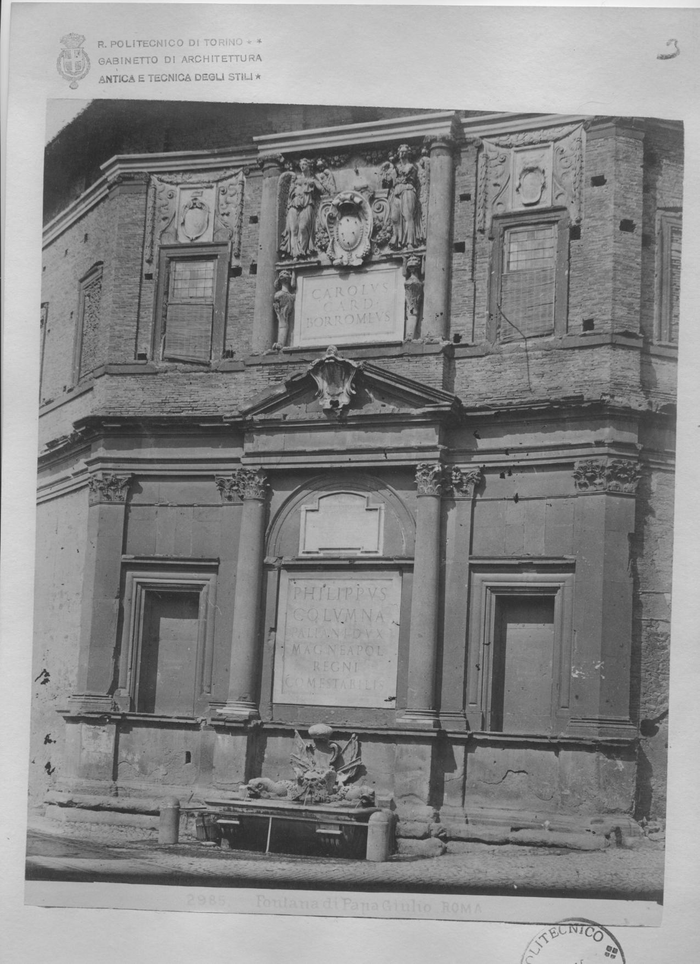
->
[244,724,375,807]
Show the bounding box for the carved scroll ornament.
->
[308,346,362,415]
[145,169,246,264]
[477,124,584,233]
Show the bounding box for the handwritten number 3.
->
[657,39,680,60]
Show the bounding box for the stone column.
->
[401,463,445,726]
[72,472,132,712]
[252,154,285,353]
[218,468,269,719]
[422,137,456,340]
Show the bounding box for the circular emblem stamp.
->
[521,918,625,964]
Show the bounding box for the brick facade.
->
[34,104,678,832]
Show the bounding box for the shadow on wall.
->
[635,711,669,821]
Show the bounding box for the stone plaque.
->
[294,264,405,348]
[273,571,401,708]
[300,493,384,555]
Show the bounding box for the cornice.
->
[253,111,463,155]
[43,147,256,249]
[460,112,592,140]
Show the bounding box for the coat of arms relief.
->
[272,144,430,348]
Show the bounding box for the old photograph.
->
[26,98,677,910]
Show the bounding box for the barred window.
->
[490,213,569,342]
[155,245,228,363]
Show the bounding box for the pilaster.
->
[400,463,445,727]
[439,466,483,728]
[72,472,132,712]
[569,457,641,737]
[252,154,285,353]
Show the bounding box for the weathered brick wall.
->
[105,182,150,362]
[30,488,86,801]
[631,457,675,819]
[449,141,479,342]
[611,130,645,333]
[40,117,682,438]
[640,124,684,345]
[41,201,114,404]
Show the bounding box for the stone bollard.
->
[366,810,394,862]
[158,796,180,845]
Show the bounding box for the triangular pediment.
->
[240,356,462,424]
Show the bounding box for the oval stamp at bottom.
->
[522,918,625,964]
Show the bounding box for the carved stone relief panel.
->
[276,145,430,267]
[144,169,246,265]
[177,186,215,243]
[511,145,553,211]
[477,124,584,233]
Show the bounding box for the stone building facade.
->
[33,103,679,834]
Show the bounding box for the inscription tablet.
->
[294,264,405,348]
[273,571,401,708]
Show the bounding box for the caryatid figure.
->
[273,270,295,348]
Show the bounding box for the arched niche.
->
[267,473,415,560]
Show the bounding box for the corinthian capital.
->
[415,462,446,497]
[230,467,270,501]
[573,458,641,495]
[88,472,132,505]
[450,466,482,499]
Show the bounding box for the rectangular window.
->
[155,245,228,363]
[490,213,569,342]
[117,564,217,716]
[466,565,574,734]
[656,212,682,345]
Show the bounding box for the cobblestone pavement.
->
[26,814,665,901]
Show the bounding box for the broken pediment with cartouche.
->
[240,347,461,423]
